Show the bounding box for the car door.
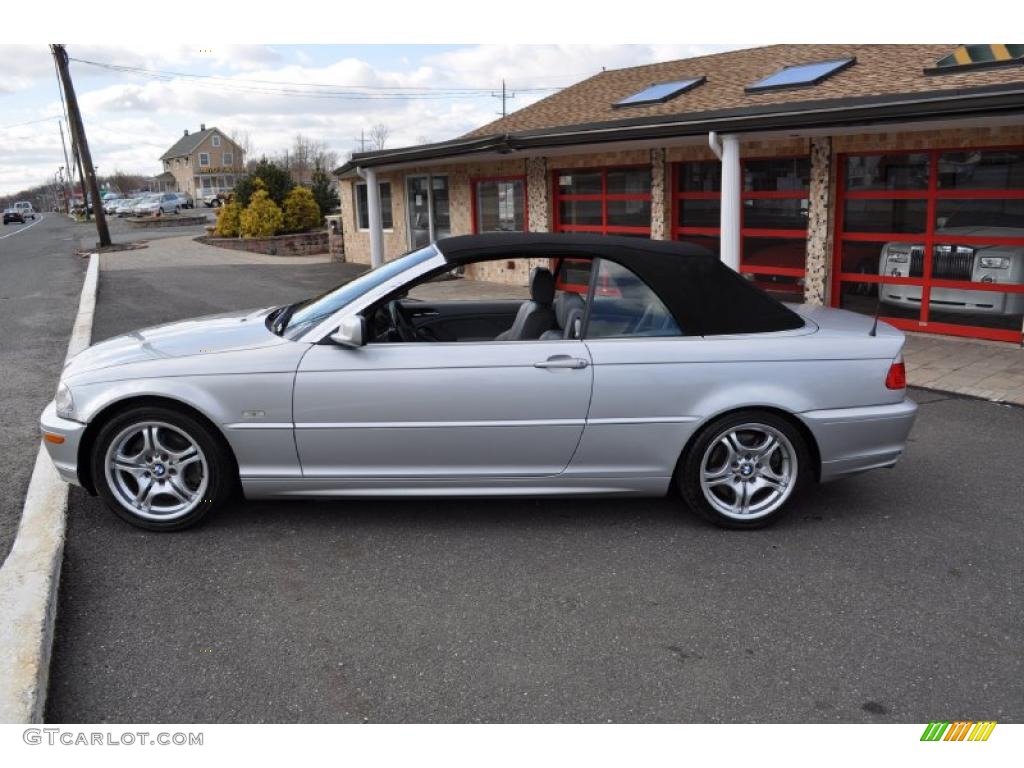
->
[293,339,593,480]
[402,299,523,341]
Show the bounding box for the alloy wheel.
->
[104,421,209,520]
[699,422,798,521]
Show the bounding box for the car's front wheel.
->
[678,410,810,529]
[91,406,236,531]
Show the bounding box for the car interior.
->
[362,255,681,344]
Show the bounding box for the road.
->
[43,253,1024,723]
[0,214,87,563]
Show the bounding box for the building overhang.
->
[334,81,1024,178]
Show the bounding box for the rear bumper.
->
[40,400,86,486]
[799,397,918,482]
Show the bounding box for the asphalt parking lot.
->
[45,257,1024,723]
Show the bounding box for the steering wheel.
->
[387,299,419,342]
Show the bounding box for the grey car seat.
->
[540,291,586,340]
[494,267,557,341]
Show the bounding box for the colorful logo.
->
[920,721,997,742]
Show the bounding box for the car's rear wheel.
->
[678,410,810,529]
[91,406,235,531]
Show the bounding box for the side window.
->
[585,259,682,338]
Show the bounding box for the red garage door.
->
[832,148,1024,344]
[672,157,810,302]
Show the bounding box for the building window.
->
[553,166,652,236]
[212,135,221,148]
[199,153,210,167]
[833,147,1024,344]
[406,175,450,248]
[223,152,233,166]
[472,176,526,233]
[673,156,810,302]
[355,181,393,231]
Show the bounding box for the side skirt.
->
[240,475,672,499]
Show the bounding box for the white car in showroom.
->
[879,210,1024,317]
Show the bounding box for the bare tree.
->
[229,129,254,162]
[369,123,391,151]
[283,134,340,185]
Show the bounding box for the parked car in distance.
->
[13,201,36,220]
[115,198,141,217]
[201,192,224,207]
[3,208,25,225]
[103,196,124,215]
[880,212,1024,317]
[174,192,194,209]
[40,233,917,533]
[135,193,180,216]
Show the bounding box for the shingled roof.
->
[335,44,1024,176]
[160,127,218,161]
[465,44,1024,137]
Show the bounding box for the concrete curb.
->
[0,253,98,723]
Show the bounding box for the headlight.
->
[55,382,75,420]
[979,256,1011,269]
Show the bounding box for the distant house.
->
[150,171,176,193]
[159,124,246,198]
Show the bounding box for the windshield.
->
[281,245,439,339]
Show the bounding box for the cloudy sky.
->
[0,44,743,196]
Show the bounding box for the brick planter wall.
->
[196,230,329,257]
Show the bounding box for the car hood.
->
[64,307,282,378]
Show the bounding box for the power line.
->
[68,57,568,100]
[0,115,64,132]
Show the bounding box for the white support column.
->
[359,166,384,269]
[718,134,741,271]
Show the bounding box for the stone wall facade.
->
[197,230,328,257]
[804,136,832,306]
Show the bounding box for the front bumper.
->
[40,400,86,486]
[799,397,918,482]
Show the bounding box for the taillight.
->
[885,355,907,390]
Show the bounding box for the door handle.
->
[534,355,589,370]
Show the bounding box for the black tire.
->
[91,405,236,531]
[677,409,812,530]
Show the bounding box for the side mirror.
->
[329,316,366,348]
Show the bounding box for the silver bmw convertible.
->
[40,233,917,531]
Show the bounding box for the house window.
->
[472,176,526,233]
[212,135,221,148]
[355,181,394,231]
[223,152,233,166]
[673,156,810,302]
[199,153,210,167]
[833,147,1024,344]
[553,166,652,236]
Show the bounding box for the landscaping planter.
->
[196,231,328,257]
[125,215,208,229]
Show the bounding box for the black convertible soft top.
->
[435,233,805,336]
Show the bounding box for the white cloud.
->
[0,44,740,196]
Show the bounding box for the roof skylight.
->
[614,77,706,108]
[746,58,856,92]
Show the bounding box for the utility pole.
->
[51,44,110,246]
[354,129,367,153]
[57,119,73,213]
[492,79,515,118]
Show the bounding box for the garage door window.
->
[553,166,652,236]
[673,157,810,302]
[832,147,1024,344]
